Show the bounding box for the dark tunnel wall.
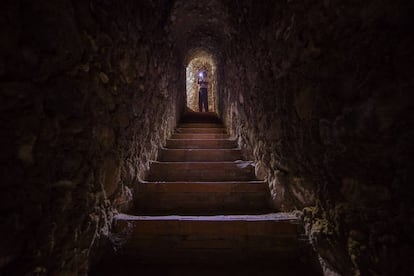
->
[220,1,414,275]
[1,0,184,274]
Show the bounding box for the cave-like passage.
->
[2,0,410,275]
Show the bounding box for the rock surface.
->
[219,1,414,275]
[1,1,183,275]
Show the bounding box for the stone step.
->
[176,127,227,134]
[158,148,243,162]
[112,213,304,264]
[91,262,322,276]
[166,139,237,149]
[134,181,271,214]
[180,111,222,123]
[171,133,230,139]
[145,161,256,182]
[178,123,225,128]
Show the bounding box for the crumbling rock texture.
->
[1,0,413,275]
[220,1,414,275]
[1,0,183,274]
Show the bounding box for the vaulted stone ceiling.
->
[167,0,234,61]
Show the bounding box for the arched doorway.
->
[185,50,217,112]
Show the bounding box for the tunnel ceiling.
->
[168,0,235,61]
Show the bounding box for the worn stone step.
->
[166,139,237,149]
[91,262,322,276]
[134,181,271,214]
[176,127,227,134]
[178,123,225,128]
[171,133,230,139]
[145,161,256,182]
[180,111,222,123]
[158,148,243,162]
[112,213,304,264]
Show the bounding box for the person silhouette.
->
[197,70,209,112]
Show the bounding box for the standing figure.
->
[197,70,209,112]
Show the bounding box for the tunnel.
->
[1,0,413,275]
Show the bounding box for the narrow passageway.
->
[186,53,217,112]
[1,0,412,275]
[90,111,321,275]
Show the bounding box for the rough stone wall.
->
[0,0,183,274]
[220,0,413,275]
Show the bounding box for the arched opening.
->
[185,50,218,113]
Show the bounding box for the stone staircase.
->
[91,112,321,275]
